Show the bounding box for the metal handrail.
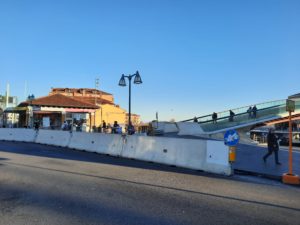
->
[180,99,286,122]
[198,104,282,124]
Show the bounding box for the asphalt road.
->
[0,141,300,225]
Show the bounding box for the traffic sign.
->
[286,99,295,112]
[224,129,240,146]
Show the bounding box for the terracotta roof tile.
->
[51,88,112,96]
[71,96,113,105]
[21,94,98,109]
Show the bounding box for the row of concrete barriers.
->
[0,128,232,175]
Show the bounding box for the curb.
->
[234,169,282,181]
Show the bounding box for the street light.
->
[118,71,142,134]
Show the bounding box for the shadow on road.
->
[0,141,219,179]
[0,157,9,160]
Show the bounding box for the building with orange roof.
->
[16,93,99,131]
[49,88,140,130]
[5,87,140,132]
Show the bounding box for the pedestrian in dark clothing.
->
[193,117,198,123]
[112,121,119,134]
[102,120,107,133]
[128,122,135,135]
[247,106,252,119]
[212,112,217,124]
[263,128,281,165]
[34,121,40,131]
[252,105,257,118]
[229,110,235,122]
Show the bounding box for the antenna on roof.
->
[95,78,99,90]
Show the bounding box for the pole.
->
[128,76,132,132]
[288,110,293,175]
[6,83,9,108]
[100,81,102,125]
[94,78,99,131]
[282,106,299,185]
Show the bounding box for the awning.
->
[33,111,61,115]
[4,107,28,113]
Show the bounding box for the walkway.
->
[234,144,300,180]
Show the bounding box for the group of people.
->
[211,110,236,123]
[101,120,121,134]
[210,105,257,124]
[247,105,257,119]
[101,120,135,135]
[58,120,136,135]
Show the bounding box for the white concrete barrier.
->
[35,130,71,147]
[68,132,123,156]
[152,122,179,133]
[153,122,165,131]
[0,128,36,142]
[204,140,231,175]
[177,122,204,136]
[121,135,231,175]
[121,136,177,165]
[163,123,179,133]
[0,128,231,176]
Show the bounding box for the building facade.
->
[17,94,98,131]
[49,88,138,128]
[125,113,141,126]
[0,95,18,127]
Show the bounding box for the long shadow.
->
[0,140,216,178]
[0,157,9,160]
[0,141,291,186]
[0,182,175,225]
[0,157,8,166]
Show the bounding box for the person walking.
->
[212,112,217,124]
[61,121,68,130]
[34,120,40,131]
[102,120,107,133]
[247,106,252,119]
[252,105,257,118]
[263,128,281,165]
[229,110,235,122]
[112,121,119,134]
[193,117,198,123]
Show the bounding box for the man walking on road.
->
[263,128,281,165]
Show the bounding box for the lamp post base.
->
[282,173,300,185]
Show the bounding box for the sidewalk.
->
[233,143,300,180]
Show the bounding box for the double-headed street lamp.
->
[118,71,142,134]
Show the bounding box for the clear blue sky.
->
[0,0,299,122]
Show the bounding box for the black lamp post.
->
[118,71,142,134]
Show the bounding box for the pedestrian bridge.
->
[155,98,300,139]
[186,99,300,134]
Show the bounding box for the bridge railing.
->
[199,104,284,132]
[181,99,287,123]
[181,99,300,132]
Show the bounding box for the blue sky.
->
[0,0,299,122]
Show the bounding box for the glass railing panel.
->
[196,99,286,123]
[200,103,286,132]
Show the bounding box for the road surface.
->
[0,141,299,225]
